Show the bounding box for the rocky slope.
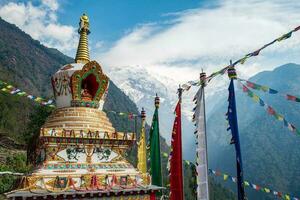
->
[0,17,235,199]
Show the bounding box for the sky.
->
[1,0,300,158]
[1,0,300,97]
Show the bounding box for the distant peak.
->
[273,63,300,71]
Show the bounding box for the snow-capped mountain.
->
[105,66,176,136]
[105,65,197,160]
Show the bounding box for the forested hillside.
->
[208,63,300,199]
[0,17,234,199]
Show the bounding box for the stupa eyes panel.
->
[55,147,118,163]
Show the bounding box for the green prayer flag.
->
[149,107,162,187]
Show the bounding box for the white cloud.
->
[41,0,59,11]
[95,41,104,49]
[99,0,300,96]
[0,1,77,55]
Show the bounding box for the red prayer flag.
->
[243,85,249,92]
[246,81,255,88]
[267,106,275,115]
[256,185,261,191]
[170,101,184,200]
[286,94,297,101]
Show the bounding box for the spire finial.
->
[228,60,237,79]
[75,13,90,64]
[141,107,146,120]
[200,70,207,87]
[155,94,160,108]
[178,85,183,102]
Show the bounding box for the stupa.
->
[6,14,161,200]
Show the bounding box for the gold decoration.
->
[141,173,151,186]
[75,13,90,64]
[137,109,147,173]
[81,175,91,187]
[41,107,117,137]
[71,61,109,102]
[85,145,94,163]
[46,146,63,161]
[23,176,39,189]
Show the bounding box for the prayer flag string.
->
[104,110,139,119]
[183,160,299,200]
[0,80,55,107]
[238,78,300,103]
[0,79,138,119]
[181,25,300,91]
[237,80,300,136]
[209,168,299,200]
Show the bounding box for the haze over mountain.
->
[0,17,236,199]
[2,11,299,199]
[3,9,300,199]
[2,0,300,165]
[207,63,300,199]
[104,56,300,200]
[105,65,197,160]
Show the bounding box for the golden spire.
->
[75,13,90,64]
[137,108,147,173]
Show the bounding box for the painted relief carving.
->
[46,146,64,161]
[51,71,71,97]
[94,148,111,161]
[57,146,115,162]
[66,147,85,161]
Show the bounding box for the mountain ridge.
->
[207,63,300,199]
[0,17,235,199]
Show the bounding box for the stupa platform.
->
[41,107,117,133]
[6,185,162,200]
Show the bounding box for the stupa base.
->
[6,185,162,200]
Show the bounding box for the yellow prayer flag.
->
[223,174,228,180]
[163,152,168,157]
[261,86,269,92]
[264,188,270,193]
[252,95,260,102]
[35,97,43,102]
[244,181,250,186]
[276,114,284,121]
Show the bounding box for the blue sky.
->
[1,0,300,96]
[1,0,300,150]
[56,0,205,43]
